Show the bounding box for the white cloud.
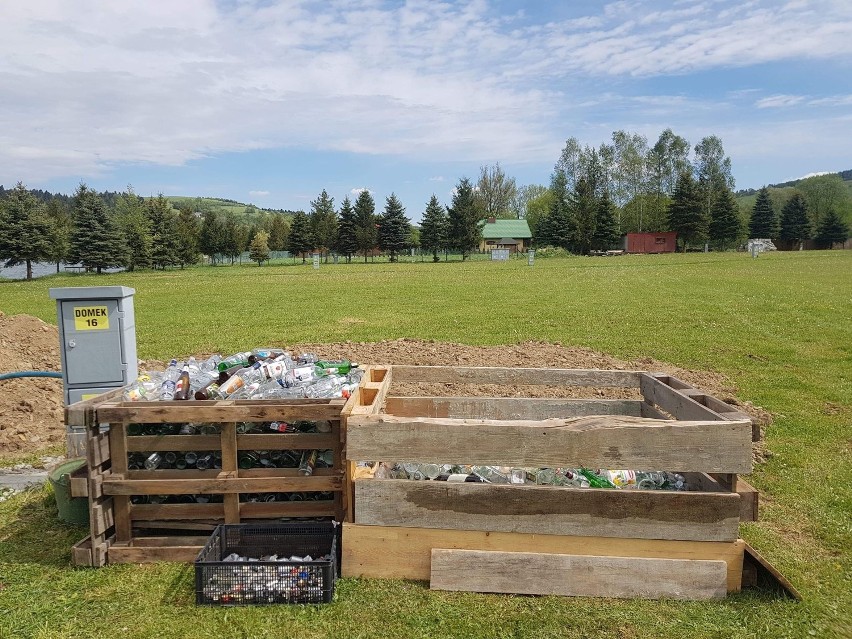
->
[755,94,807,109]
[0,1,850,184]
[350,187,371,195]
[796,171,832,179]
[249,190,270,197]
[428,176,445,182]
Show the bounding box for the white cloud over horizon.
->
[249,190,270,197]
[0,0,850,194]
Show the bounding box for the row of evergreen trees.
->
[748,188,849,249]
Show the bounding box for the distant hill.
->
[735,168,852,198]
[164,196,298,219]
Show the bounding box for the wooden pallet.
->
[67,368,389,565]
[342,365,760,599]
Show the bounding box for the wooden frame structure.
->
[342,365,760,599]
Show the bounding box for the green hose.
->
[0,371,63,381]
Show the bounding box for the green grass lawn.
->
[1,251,850,638]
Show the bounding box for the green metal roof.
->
[479,219,532,239]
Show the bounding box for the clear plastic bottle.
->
[249,379,307,400]
[218,362,265,396]
[304,376,347,398]
[159,359,180,400]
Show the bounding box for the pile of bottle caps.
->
[124,348,362,402]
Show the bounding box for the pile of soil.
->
[0,313,771,461]
[0,312,65,454]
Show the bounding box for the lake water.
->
[0,262,123,280]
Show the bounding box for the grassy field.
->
[1,251,850,638]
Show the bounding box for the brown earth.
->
[0,313,771,460]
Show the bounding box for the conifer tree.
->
[667,171,707,251]
[571,177,597,255]
[335,196,358,262]
[287,211,315,263]
[0,182,53,280]
[538,171,573,250]
[268,214,289,252]
[378,193,411,262]
[447,177,482,260]
[69,184,128,273]
[249,230,270,265]
[709,186,741,251]
[175,206,201,268]
[419,195,449,262]
[814,209,849,249]
[590,190,620,251]
[353,190,377,263]
[115,187,152,271]
[309,189,338,261]
[748,187,779,238]
[199,211,226,264]
[44,199,72,273]
[147,194,180,269]
[779,193,811,250]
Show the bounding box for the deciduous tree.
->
[476,163,517,219]
[249,230,270,265]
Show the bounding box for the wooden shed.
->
[625,232,677,253]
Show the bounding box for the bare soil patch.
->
[0,314,771,461]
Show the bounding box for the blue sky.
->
[1,0,850,222]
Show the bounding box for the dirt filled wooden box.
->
[341,365,760,600]
[67,368,389,567]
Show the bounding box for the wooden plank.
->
[384,397,642,420]
[390,365,641,387]
[346,414,753,474]
[65,387,124,427]
[125,435,220,452]
[103,475,341,495]
[239,467,338,478]
[71,536,93,567]
[113,497,132,542]
[70,466,89,498]
[130,536,211,547]
[640,374,727,422]
[350,366,394,416]
[640,402,670,419]
[96,400,341,424]
[91,499,115,536]
[108,544,203,563]
[222,422,240,523]
[736,478,759,522]
[237,433,336,450]
[742,541,801,600]
[87,431,111,468]
[342,523,745,592]
[354,480,741,542]
[131,503,225,520]
[127,469,221,480]
[241,501,336,518]
[430,549,728,600]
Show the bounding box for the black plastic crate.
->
[195,522,337,605]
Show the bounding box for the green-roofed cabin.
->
[479,217,532,253]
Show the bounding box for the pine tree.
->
[590,190,620,251]
[779,193,811,250]
[147,195,180,269]
[175,206,200,268]
[69,184,128,274]
[447,177,482,260]
[287,211,315,263]
[378,193,411,262]
[353,190,377,263]
[538,171,573,250]
[814,209,849,249]
[335,196,359,262]
[44,199,72,273]
[309,189,338,261]
[115,187,152,271]
[667,171,707,251]
[749,187,779,239]
[419,195,449,262]
[709,186,741,251]
[571,177,597,255]
[0,182,53,280]
[268,214,289,252]
[199,211,226,264]
[249,230,270,265]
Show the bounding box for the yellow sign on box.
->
[73,306,110,331]
[81,394,98,401]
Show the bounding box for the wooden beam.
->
[346,414,753,474]
[384,397,643,420]
[354,480,741,542]
[108,544,203,564]
[65,387,124,427]
[131,503,224,520]
[639,374,727,422]
[390,365,641,387]
[96,400,342,424]
[430,549,728,600]
[103,475,341,495]
[342,523,745,592]
[736,478,759,522]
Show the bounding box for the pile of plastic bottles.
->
[123,348,362,401]
[373,463,688,490]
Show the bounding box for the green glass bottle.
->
[577,468,617,489]
[314,359,353,376]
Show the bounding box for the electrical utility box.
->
[49,286,138,405]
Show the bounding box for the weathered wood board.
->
[430,549,728,600]
[346,414,753,473]
[384,397,643,419]
[342,523,745,592]
[354,480,741,541]
[390,366,641,387]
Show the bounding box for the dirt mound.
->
[0,311,66,454]
[0,313,771,460]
